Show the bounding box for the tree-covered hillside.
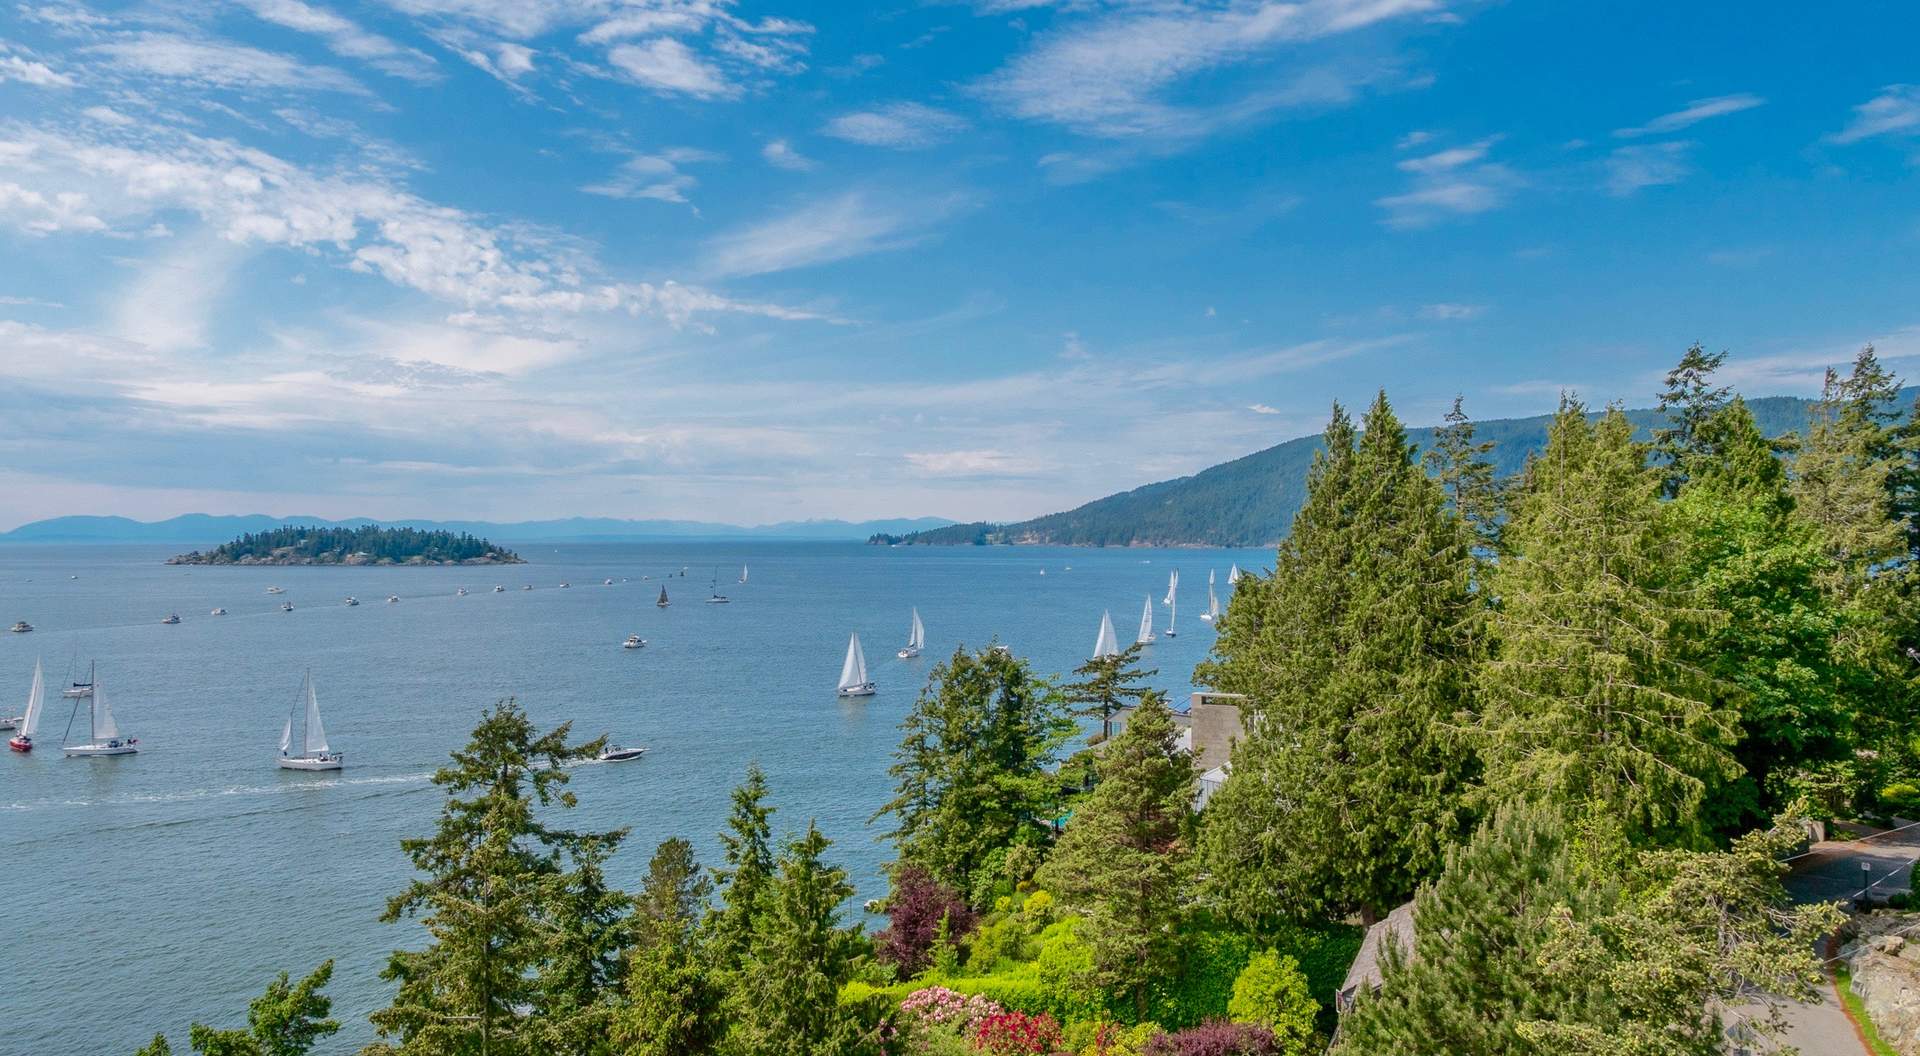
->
[876,392,1901,547]
[168,525,522,565]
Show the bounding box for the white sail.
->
[909,608,925,650]
[92,679,119,742]
[839,633,869,690]
[740,565,749,584]
[1165,590,1177,635]
[20,659,44,736]
[279,714,293,755]
[303,677,331,755]
[1162,569,1179,606]
[1229,564,1241,584]
[1137,595,1156,644]
[1092,611,1120,659]
[1209,580,1221,621]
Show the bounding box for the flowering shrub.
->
[902,986,1005,1036]
[1140,1021,1280,1056]
[971,1009,1063,1055]
[879,866,979,976]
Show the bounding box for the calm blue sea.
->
[0,541,1263,1055]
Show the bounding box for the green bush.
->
[1878,783,1920,819]
[1149,926,1255,1028]
[1227,950,1318,1054]
[1062,1019,1161,1056]
[1264,921,1362,1013]
[1034,918,1112,1023]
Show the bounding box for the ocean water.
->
[0,541,1263,1055]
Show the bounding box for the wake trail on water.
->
[3,770,437,815]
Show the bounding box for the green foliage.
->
[151,962,339,1056]
[1878,782,1920,818]
[174,524,518,565]
[1151,926,1254,1029]
[135,1035,173,1056]
[1033,917,1110,1023]
[1039,691,1196,1019]
[1063,641,1157,740]
[1062,1020,1162,1056]
[1478,401,1739,843]
[709,764,775,969]
[1200,394,1482,923]
[364,698,620,1056]
[1423,395,1501,547]
[725,822,873,1056]
[614,838,722,1056]
[875,644,1074,898]
[1652,342,1732,497]
[1227,951,1318,1052]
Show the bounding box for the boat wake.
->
[4,770,436,813]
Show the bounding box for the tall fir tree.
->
[1037,691,1196,1019]
[1652,342,1731,497]
[725,823,872,1056]
[874,645,1073,898]
[1477,402,1738,842]
[365,699,616,1056]
[1791,346,1907,593]
[708,765,776,970]
[1199,394,1482,923]
[615,839,724,1056]
[1423,395,1501,548]
[527,833,631,1056]
[1061,641,1156,741]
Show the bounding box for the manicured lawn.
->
[1834,963,1899,1056]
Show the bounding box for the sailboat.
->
[706,568,730,604]
[8,659,44,750]
[1092,610,1121,660]
[1228,564,1241,585]
[1162,569,1179,638]
[1136,595,1156,646]
[837,633,875,697]
[61,663,136,757]
[897,608,925,659]
[738,565,749,585]
[1200,570,1221,623]
[657,585,670,608]
[277,671,342,771]
[2,658,36,731]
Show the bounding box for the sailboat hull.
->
[278,754,344,771]
[837,683,876,698]
[8,736,30,752]
[0,716,17,731]
[64,742,137,757]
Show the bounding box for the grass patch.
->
[1834,962,1900,1056]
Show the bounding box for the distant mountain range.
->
[0,513,958,546]
[875,391,1913,549]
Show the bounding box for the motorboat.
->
[521,585,532,591]
[457,587,469,596]
[281,602,294,612]
[160,613,181,625]
[623,635,646,649]
[386,595,400,604]
[266,586,285,595]
[598,744,648,762]
[343,597,359,607]
[210,607,227,616]
[604,578,614,585]
[9,621,31,633]
[559,582,570,589]
[493,585,505,592]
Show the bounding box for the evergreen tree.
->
[365,699,616,1056]
[527,834,631,1056]
[1423,395,1500,548]
[1667,399,1845,824]
[708,765,776,969]
[1062,641,1156,741]
[1038,691,1194,1020]
[615,839,724,1056]
[136,1036,173,1056]
[1791,346,1907,593]
[1652,342,1731,497]
[725,824,871,1056]
[875,645,1073,898]
[157,962,341,1056]
[1199,394,1482,923]
[1477,401,1738,842]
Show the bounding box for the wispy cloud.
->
[582,148,721,206]
[607,38,736,98]
[762,138,814,170]
[0,42,75,88]
[822,102,969,149]
[1375,137,1517,228]
[701,190,971,278]
[904,449,1053,477]
[1829,84,1920,145]
[1248,403,1281,414]
[1605,142,1691,196]
[1613,93,1763,138]
[234,0,440,82]
[1418,302,1483,320]
[85,33,367,94]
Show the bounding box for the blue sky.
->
[1,0,1917,529]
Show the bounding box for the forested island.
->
[166,525,522,566]
[129,344,1920,1056]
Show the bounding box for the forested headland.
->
[167,525,522,566]
[135,344,1919,1056]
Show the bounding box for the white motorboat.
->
[61,663,136,757]
[623,635,646,650]
[266,586,285,595]
[1135,595,1156,646]
[210,607,227,616]
[10,621,32,633]
[837,633,875,697]
[277,670,342,771]
[457,587,469,596]
[281,601,294,612]
[160,613,181,625]
[344,597,359,607]
[493,585,505,593]
[897,608,925,659]
[386,595,399,604]
[522,585,532,591]
[599,744,648,762]
[559,582,570,589]
[604,578,614,585]
[6,659,44,751]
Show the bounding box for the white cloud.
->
[1418,302,1483,320]
[822,102,969,149]
[607,37,735,98]
[1613,93,1763,138]
[82,105,135,125]
[1829,85,1920,145]
[972,0,1442,137]
[702,190,970,278]
[86,33,368,94]
[582,148,720,205]
[111,234,251,353]
[1248,403,1281,414]
[1605,141,1691,196]
[1395,129,1435,150]
[1376,138,1517,228]
[0,44,76,88]
[903,449,1052,477]
[234,0,440,82]
[761,138,814,170]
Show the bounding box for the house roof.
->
[1337,900,1417,1010]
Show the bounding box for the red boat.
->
[7,735,30,753]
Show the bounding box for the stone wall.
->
[1841,912,1920,1055]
